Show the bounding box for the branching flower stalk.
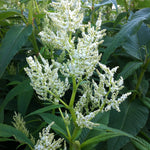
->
[24,0,131,149]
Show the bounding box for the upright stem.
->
[131,57,150,101]
[91,0,95,24]
[47,90,69,109]
[59,108,71,140]
[69,77,77,108]
[30,28,39,55]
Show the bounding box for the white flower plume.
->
[75,63,131,129]
[34,122,64,150]
[24,54,70,104]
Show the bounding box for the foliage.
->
[0,0,150,150]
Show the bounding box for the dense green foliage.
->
[0,0,150,149]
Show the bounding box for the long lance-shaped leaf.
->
[25,104,63,118]
[0,80,32,123]
[0,123,33,148]
[0,9,23,21]
[39,113,68,138]
[117,61,143,80]
[102,8,150,64]
[81,124,132,149]
[131,136,150,150]
[0,25,32,78]
[81,124,150,150]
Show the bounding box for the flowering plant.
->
[23,0,131,149]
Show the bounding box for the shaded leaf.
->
[142,97,150,109]
[26,105,63,117]
[107,100,149,150]
[123,34,142,60]
[79,112,110,143]
[0,25,32,77]
[0,80,32,123]
[39,113,67,138]
[17,88,33,115]
[102,8,150,63]
[117,61,143,80]
[131,136,150,150]
[0,123,33,147]
[0,9,22,21]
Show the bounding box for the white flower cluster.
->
[24,54,70,104]
[39,0,83,50]
[60,21,106,79]
[25,0,131,131]
[39,0,106,79]
[75,110,100,129]
[12,112,35,144]
[75,63,131,128]
[12,112,29,137]
[34,122,64,150]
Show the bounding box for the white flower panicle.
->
[49,0,83,33]
[39,0,106,79]
[58,16,106,79]
[75,63,131,129]
[25,0,131,131]
[24,54,70,104]
[34,122,64,150]
[39,0,83,50]
[12,112,35,144]
[12,112,29,137]
[75,110,100,129]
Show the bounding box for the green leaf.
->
[81,123,150,150]
[0,25,32,78]
[39,113,67,138]
[102,8,150,63]
[79,112,110,143]
[0,123,33,148]
[117,61,143,80]
[122,34,142,60]
[26,104,63,117]
[17,88,33,116]
[107,100,149,150]
[0,9,22,21]
[0,80,33,123]
[131,136,150,150]
[114,12,128,26]
[81,124,133,149]
[0,138,15,142]
[81,132,123,149]
[137,23,150,46]
[139,79,149,96]
[142,97,150,109]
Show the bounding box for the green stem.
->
[30,27,39,54]
[69,77,77,107]
[69,107,77,126]
[131,57,150,101]
[58,108,71,140]
[47,90,69,109]
[91,0,95,24]
[69,127,82,150]
[99,87,111,111]
[72,127,81,140]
